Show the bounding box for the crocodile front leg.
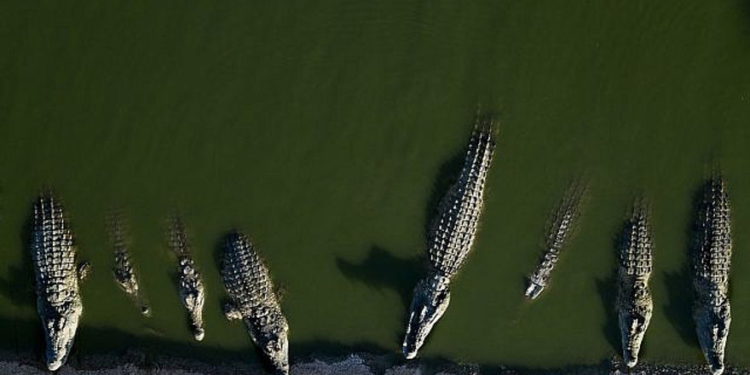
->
[224,302,242,321]
[77,261,91,282]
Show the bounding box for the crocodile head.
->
[618,303,652,367]
[257,320,289,375]
[402,274,451,359]
[524,279,545,300]
[40,297,82,371]
[695,301,731,375]
[617,280,653,368]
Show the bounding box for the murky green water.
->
[1,0,749,370]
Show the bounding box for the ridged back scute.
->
[168,216,191,258]
[620,205,653,278]
[108,211,135,277]
[107,209,130,255]
[694,177,732,290]
[544,182,585,253]
[221,231,277,311]
[31,193,76,288]
[428,119,496,277]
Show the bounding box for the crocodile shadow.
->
[595,273,619,355]
[424,151,465,239]
[336,246,423,347]
[661,182,711,349]
[0,217,35,308]
[335,246,422,308]
[663,266,698,348]
[595,222,633,357]
[335,146,466,348]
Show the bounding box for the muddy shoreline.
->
[1,350,749,375]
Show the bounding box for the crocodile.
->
[168,217,206,341]
[402,115,496,360]
[30,193,90,371]
[524,182,585,300]
[221,231,289,375]
[692,176,732,375]
[616,201,653,368]
[108,210,150,316]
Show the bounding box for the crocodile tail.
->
[693,175,732,283]
[106,207,130,252]
[544,180,586,253]
[33,191,73,252]
[35,190,65,225]
[168,215,191,257]
[471,113,498,166]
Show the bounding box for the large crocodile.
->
[221,231,289,375]
[30,193,90,371]
[168,217,206,341]
[402,115,496,360]
[524,182,585,300]
[108,210,150,316]
[692,176,733,375]
[616,201,653,368]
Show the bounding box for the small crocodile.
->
[525,182,585,300]
[221,231,289,375]
[692,176,732,375]
[402,115,496,359]
[30,193,90,371]
[616,201,653,368]
[108,210,150,316]
[168,217,206,341]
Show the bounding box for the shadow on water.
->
[595,224,629,357]
[0,217,35,309]
[663,266,698,348]
[0,316,636,375]
[660,180,712,349]
[336,246,422,308]
[2,315,746,374]
[423,151,465,239]
[0,316,396,371]
[595,273,619,355]
[334,143,469,349]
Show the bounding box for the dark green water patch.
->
[1,0,750,369]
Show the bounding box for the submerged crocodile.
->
[221,231,289,375]
[524,182,585,300]
[108,211,150,316]
[30,193,90,371]
[693,176,732,375]
[168,217,206,341]
[402,115,496,360]
[616,201,653,368]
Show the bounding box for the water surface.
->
[0,0,749,369]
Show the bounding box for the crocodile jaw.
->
[254,322,289,375]
[618,307,651,368]
[41,298,82,371]
[695,302,730,375]
[186,293,206,341]
[402,275,451,359]
[269,334,289,375]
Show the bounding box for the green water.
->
[1,0,749,370]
